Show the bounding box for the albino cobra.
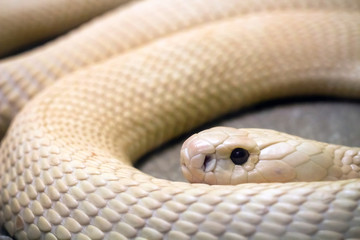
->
[0,0,360,240]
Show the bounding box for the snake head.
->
[181,127,261,185]
[181,127,320,185]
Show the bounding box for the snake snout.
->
[180,134,217,183]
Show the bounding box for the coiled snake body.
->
[0,0,360,239]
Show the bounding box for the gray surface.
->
[137,99,360,182]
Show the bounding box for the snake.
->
[0,0,360,239]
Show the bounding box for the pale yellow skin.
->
[181,127,360,185]
[0,0,131,57]
[1,1,360,240]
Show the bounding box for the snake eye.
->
[230,148,249,165]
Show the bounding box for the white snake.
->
[1,0,360,239]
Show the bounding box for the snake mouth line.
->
[203,155,216,172]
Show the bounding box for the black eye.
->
[230,148,249,165]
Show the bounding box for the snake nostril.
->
[203,155,216,172]
[203,155,211,170]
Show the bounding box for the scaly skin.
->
[181,127,360,185]
[0,0,131,57]
[0,0,360,239]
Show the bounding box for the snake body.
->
[1,0,360,239]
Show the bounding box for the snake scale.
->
[1,0,360,239]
